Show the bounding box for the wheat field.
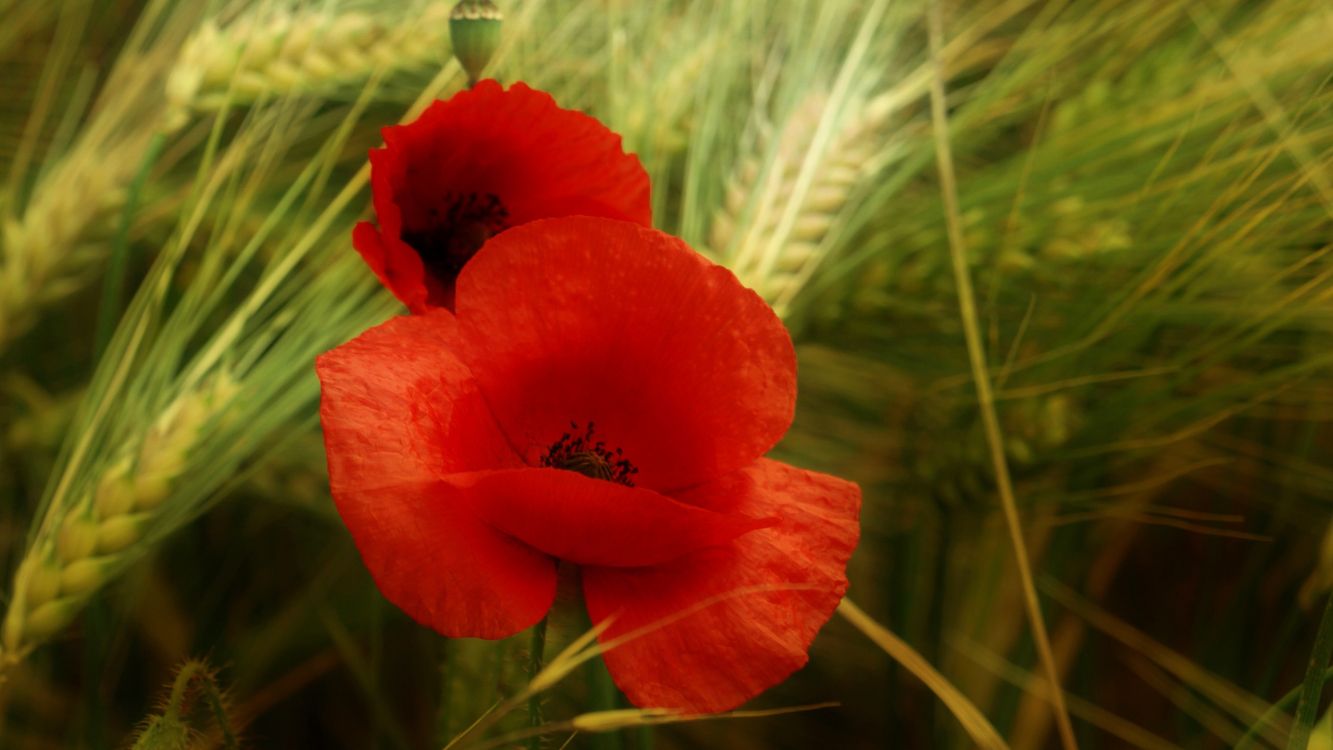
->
[1,0,1332,748]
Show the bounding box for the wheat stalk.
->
[1,372,237,659]
[165,2,453,130]
[710,89,898,312]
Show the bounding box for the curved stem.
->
[839,598,1008,749]
[1235,666,1333,750]
[1286,591,1333,750]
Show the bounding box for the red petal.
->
[317,312,546,637]
[362,80,651,310]
[316,311,519,481]
[352,221,428,312]
[383,80,651,228]
[582,459,861,712]
[454,217,797,491]
[360,150,433,312]
[332,480,555,638]
[466,469,772,567]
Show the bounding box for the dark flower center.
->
[401,191,509,281]
[541,421,638,486]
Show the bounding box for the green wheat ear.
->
[1,372,238,658]
[165,2,455,129]
[130,658,238,750]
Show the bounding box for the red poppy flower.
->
[317,217,860,712]
[352,80,651,312]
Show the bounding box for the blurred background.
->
[1,0,1331,747]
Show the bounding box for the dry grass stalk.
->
[165,2,453,130]
[1,372,237,658]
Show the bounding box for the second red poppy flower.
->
[353,80,652,311]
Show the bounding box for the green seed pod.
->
[133,472,173,510]
[1040,394,1074,448]
[17,598,83,647]
[95,459,136,518]
[97,513,149,554]
[24,560,62,606]
[1006,436,1034,466]
[2,606,22,652]
[58,518,99,562]
[450,0,502,86]
[60,556,117,596]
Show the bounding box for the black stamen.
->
[540,420,637,486]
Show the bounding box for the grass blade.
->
[838,598,1008,749]
[1287,592,1333,750]
[925,2,1079,747]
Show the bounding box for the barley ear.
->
[2,374,237,657]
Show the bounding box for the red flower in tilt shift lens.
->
[352,80,651,312]
[317,217,860,712]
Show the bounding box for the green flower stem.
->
[528,617,548,750]
[437,637,454,745]
[587,657,622,750]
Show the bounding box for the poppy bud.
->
[449,1,502,87]
[130,715,192,750]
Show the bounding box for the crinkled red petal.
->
[582,459,861,712]
[381,80,650,228]
[361,150,434,312]
[317,312,549,638]
[363,80,651,310]
[352,220,427,313]
[454,217,797,491]
[465,468,773,567]
[331,480,555,638]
